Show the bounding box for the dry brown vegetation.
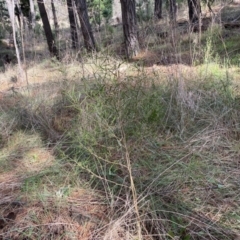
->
[1,1,240,240]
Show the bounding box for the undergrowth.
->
[1,56,240,240]
[1,2,240,238]
[49,63,239,239]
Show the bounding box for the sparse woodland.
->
[1,0,240,239]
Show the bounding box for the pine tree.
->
[120,0,140,59]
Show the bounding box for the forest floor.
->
[1,2,240,240]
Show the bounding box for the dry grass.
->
[1,2,240,239]
[1,61,240,239]
[0,189,107,239]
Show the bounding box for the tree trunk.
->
[73,1,81,36]
[14,1,22,29]
[169,0,177,26]
[120,0,140,59]
[188,0,201,24]
[6,0,24,80]
[51,0,59,34]
[29,0,35,29]
[67,0,79,49]
[154,0,162,19]
[74,0,95,51]
[37,0,59,60]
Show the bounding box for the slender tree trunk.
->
[29,0,35,29]
[51,0,59,34]
[169,0,177,26]
[14,1,22,29]
[188,0,201,24]
[67,0,79,49]
[73,1,81,38]
[37,0,59,60]
[146,2,151,19]
[74,0,95,51]
[17,0,30,88]
[6,0,24,80]
[120,0,140,59]
[154,0,162,19]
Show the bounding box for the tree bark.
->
[169,0,177,26]
[67,0,79,49]
[74,0,95,51]
[37,0,59,60]
[6,0,24,80]
[188,0,201,24]
[73,1,81,35]
[14,1,22,29]
[29,0,35,29]
[120,0,140,59]
[51,0,59,34]
[154,0,162,19]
